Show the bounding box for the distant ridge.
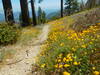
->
[0,13,5,22]
[0,9,60,22]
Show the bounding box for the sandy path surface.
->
[0,25,50,75]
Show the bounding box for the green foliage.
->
[65,0,79,15]
[37,7,46,24]
[36,23,100,75]
[41,11,46,23]
[38,7,42,24]
[0,23,19,45]
[38,0,43,3]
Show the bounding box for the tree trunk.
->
[61,0,63,17]
[20,0,30,26]
[86,0,96,9]
[80,0,84,11]
[2,0,14,24]
[31,0,37,26]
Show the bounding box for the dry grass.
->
[0,25,42,67]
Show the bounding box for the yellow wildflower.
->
[90,42,93,44]
[81,45,86,48]
[59,64,63,68]
[78,38,81,41]
[93,71,100,75]
[81,39,84,41]
[73,62,80,65]
[72,48,76,51]
[67,53,72,58]
[54,64,58,68]
[60,43,64,46]
[92,67,96,70]
[64,64,70,67]
[59,53,63,57]
[69,58,73,61]
[63,71,70,75]
[41,64,46,68]
[66,59,70,62]
[63,57,67,62]
[58,59,61,62]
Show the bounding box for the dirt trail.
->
[0,25,50,75]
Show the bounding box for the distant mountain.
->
[14,12,20,21]
[0,9,60,22]
[0,13,5,22]
[0,12,21,22]
[46,11,60,19]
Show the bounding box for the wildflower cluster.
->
[37,23,100,75]
[54,53,80,68]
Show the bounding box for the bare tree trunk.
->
[96,0,100,5]
[86,0,96,9]
[80,0,85,10]
[61,0,63,17]
[20,0,30,26]
[2,0,14,24]
[31,0,37,26]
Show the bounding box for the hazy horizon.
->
[0,0,61,13]
[0,0,61,21]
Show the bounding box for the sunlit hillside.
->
[33,7,100,75]
[0,0,100,75]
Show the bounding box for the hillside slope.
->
[48,7,100,31]
[32,7,100,75]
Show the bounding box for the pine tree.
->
[20,0,30,26]
[37,7,46,24]
[65,0,79,15]
[38,7,42,24]
[2,0,14,24]
[41,11,46,23]
[71,0,79,13]
[38,0,43,3]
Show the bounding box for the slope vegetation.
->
[33,7,100,75]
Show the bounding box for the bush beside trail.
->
[0,23,19,45]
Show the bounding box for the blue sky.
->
[0,0,61,13]
[0,0,87,21]
[0,0,87,15]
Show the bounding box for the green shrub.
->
[0,23,19,45]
